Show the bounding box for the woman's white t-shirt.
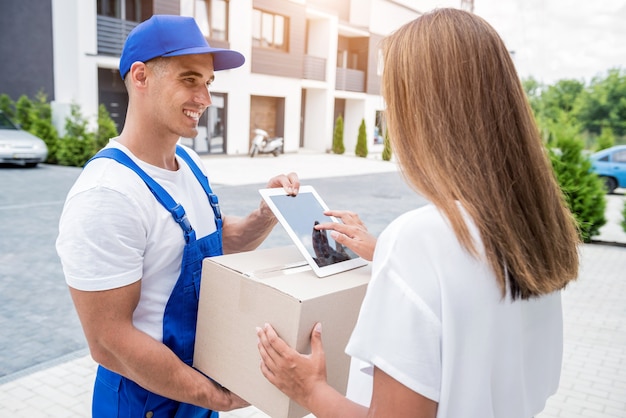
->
[345,204,563,418]
[56,141,217,342]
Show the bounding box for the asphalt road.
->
[0,162,427,378]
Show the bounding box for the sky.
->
[472,0,626,85]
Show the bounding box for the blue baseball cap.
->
[119,15,245,80]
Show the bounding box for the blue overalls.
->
[87,146,222,417]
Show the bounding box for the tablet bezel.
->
[259,185,368,277]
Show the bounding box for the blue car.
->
[589,145,626,193]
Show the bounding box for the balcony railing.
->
[303,55,326,81]
[97,15,139,56]
[335,67,365,92]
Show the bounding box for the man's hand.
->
[69,283,250,411]
[260,172,300,218]
[266,172,300,194]
[209,380,250,411]
[222,172,300,254]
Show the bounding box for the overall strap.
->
[175,145,223,231]
[87,148,197,244]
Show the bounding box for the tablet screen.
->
[259,186,368,277]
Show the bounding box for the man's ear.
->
[128,62,148,87]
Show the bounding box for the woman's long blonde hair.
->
[382,8,579,300]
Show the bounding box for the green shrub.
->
[382,129,392,161]
[332,115,345,154]
[30,92,59,164]
[1,92,118,167]
[95,104,119,151]
[355,118,368,158]
[622,200,626,233]
[549,130,607,242]
[15,95,34,131]
[56,104,97,167]
[595,126,615,151]
[0,94,15,118]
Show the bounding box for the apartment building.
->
[0,0,461,155]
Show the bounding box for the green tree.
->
[382,129,392,161]
[535,79,585,144]
[595,126,615,151]
[522,76,544,116]
[29,92,60,164]
[541,79,585,122]
[56,104,97,167]
[355,118,368,158]
[523,78,586,145]
[332,115,345,154]
[576,68,626,137]
[622,200,626,234]
[15,95,34,131]
[549,121,606,242]
[95,104,119,151]
[0,94,15,118]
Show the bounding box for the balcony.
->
[303,55,326,81]
[335,67,365,92]
[97,15,139,56]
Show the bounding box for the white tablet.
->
[259,185,369,277]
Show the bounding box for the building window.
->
[337,49,358,70]
[181,0,229,41]
[252,9,288,51]
[180,93,228,154]
[97,0,141,22]
[374,110,386,145]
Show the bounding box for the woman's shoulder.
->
[386,204,449,236]
[379,203,473,259]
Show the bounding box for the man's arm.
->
[222,172,299,254]
[69,282,248,411]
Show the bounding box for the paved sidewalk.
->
[1,151,625,417]
[200,148,400,187]
[1,242,624,418]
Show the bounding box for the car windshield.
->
[0,113,19,130]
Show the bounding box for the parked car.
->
[589,145,626,193]
[0,111,48,167]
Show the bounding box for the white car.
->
[0,111,48,167]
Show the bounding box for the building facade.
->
[0,0,461,156]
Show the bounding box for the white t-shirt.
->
[56,141,218,342]
[345,204,563,418]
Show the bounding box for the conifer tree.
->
[355,118,368,158]
[382,129,392,161]
[549,120,607,242]
[332,115,345,154]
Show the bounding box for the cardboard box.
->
[193,245,371,418]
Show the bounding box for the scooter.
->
[249,128,283,157]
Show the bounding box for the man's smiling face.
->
[147,54,216,140]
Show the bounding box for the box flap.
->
[206,246,370,302]
[210,245,306,273]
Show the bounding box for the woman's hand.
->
[256,322,328,410]
[315,210,377,261]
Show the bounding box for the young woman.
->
[257,8,580,418]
